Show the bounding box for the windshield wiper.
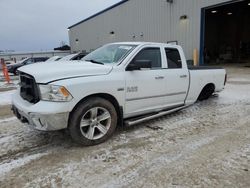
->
[85,59,104,65]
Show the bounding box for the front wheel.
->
[68,97,117,146]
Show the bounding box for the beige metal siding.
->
[69,0,230,60]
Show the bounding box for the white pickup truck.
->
[12,42,226,146]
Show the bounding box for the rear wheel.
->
[69,97,117,146]
[198,84,215,101]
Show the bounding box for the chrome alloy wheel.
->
[80,107,111,140]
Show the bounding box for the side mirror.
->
[126,60,152,71]
[126,63,140,71]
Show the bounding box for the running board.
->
[124,105,189,127]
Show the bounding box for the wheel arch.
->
[197,83,215,101]
[68,93,123,127]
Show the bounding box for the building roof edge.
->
[68,0,129,29]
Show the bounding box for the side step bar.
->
[124,105,189,127]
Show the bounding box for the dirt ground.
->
[0,66,249,188]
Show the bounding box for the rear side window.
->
[133,48,162,69]
[165,48,182,69]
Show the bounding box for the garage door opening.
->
[202,0,250,65]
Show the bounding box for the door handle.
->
[155,76,165,80]
[180,75,187,78]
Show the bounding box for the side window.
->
[165,48,182,69]
[133,48,162,69]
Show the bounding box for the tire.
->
[198,85,215,101]
[68,97,117,146]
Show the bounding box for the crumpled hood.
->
[18,61,113,83]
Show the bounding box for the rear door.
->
[124,46,167,117]
[163,47,189,105]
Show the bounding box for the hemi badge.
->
[117,88,125,91]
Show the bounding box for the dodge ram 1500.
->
[12,42,226,145]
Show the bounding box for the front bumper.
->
[12,90,70,131]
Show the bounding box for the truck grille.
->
[20,73,40,104]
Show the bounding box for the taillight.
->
[224,74,227,85]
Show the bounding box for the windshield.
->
[83,44,137,64]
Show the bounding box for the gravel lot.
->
[0,66,249,188]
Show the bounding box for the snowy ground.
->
[0,90,15,105]
[0,73,19,92]
[0,66,249,187]
[0,73,18,106]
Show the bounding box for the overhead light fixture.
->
[180,15,188,20]
[248,3,250,5]
[211,10,217,13]
[227,12,233,15]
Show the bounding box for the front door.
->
[124,47,167,117]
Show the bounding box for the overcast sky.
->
[0,0,121,52]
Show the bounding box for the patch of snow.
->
[0,73,19,83]
[218,84,250,104]
[228,78,250,82]
[186,136,216,150]
[0,117,17,124]
[0,152,48,176]
[0,135,15,145]
[0,90,16,105]
[0,80,19,88]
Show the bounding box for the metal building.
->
[68,0,250,65]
